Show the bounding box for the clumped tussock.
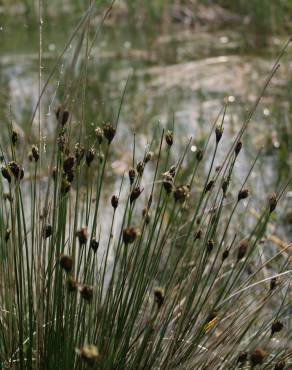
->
[0,4,291,370]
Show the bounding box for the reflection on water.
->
[0,10,291,241]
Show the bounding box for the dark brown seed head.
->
[11,129,18,145]
[207,239,214,253]
[222,178,229,196]
[194,229,203,240]
[5,229,11,243]
[215,126,223,143]
[130,186,143,204]
[95,127,104,144]
[237,240,249,261]
[63,155,75,174]
[31,145,39,162]
[271,320,284,336]
[235,140,242,156]
[75,143,85,164]
[238,188,249,202]
[163,174,174,194]
[60,254,73,273]
[43,224,52,238]
[250,348,267,367]
[90,238,99,253]
[67,277,78,292]
[80,285,93,302]
[237,352,248,364]
[268,193,277,213]
[86,149,96,167]
[136,161,145,176]
[144,151,153,163]
[103,123,116,144]
[66,170,74,183]
[196,148,204,162]
[61,178,71,195]
[154,287,164,308]
[129,168,137,185]
[222,249,229,260]
[205,180,215,193]
[123,227,139,244]
[56,106,69,126]
[111,195,119,209]
[270,277,277,291]
[76,227,88,246]
[52,167,57,181]
[174,185,190,203]
[8,161,23,180]
[274,360,286,370]
[165,130,174,146]
[1,166,11,183]
[142,208,151,224]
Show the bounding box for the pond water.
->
[0,7,291,241]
